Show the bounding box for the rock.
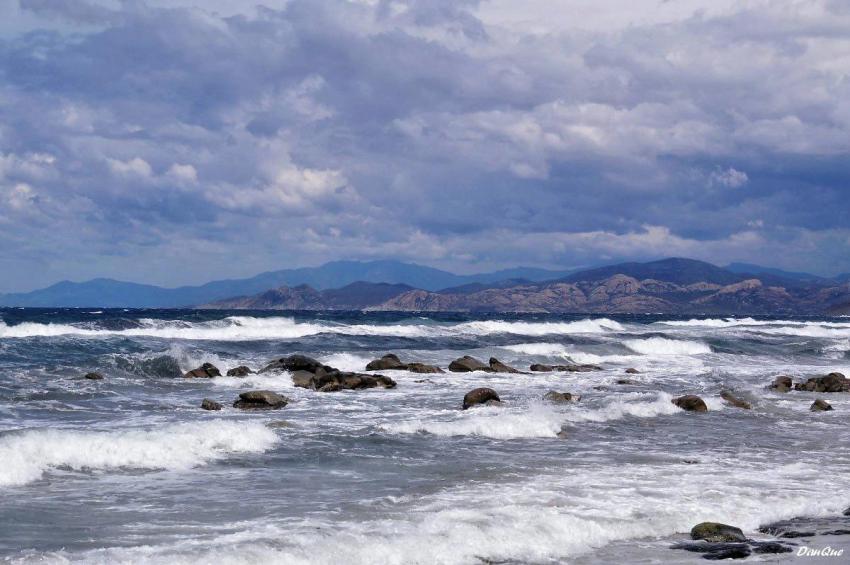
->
[530,363,602,372]
[233,390,289,410]
[811,399,833,412]
[405,362,444,374]
[720,390,752,410]
[794,372,849,393]
[672,395,708,412]
[449,356,494,373]
[462,387,501,409]
[691,522,747,543]
[292,369,396,391]
[366,354,406,371]
[226,366,254,377]
[543,391,580,403]
[672,541,752,560]
[184,363,221,378]
[844,506,850,517]
[290,370,315,388]
[260,354,331,374]
[365,354,443,373]
[770,375,793,392]
[201,398,222,411]
[625,368,640,374]
[83,372,104,380]
[489,357,521,373]
[616,379,638,385]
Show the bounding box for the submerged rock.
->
[226,366,254,377]
[543,391,580,403]
[83,372,104,380]
[672,395,708,412]
[201,398,222,411]
[691,522,747,543]
[462,387,501,409]
[720,390,752,410]
[405,362,443,374]
[616,378,638,385]
[530,363,602,372]
[184,363,221,379]
[625,368,640,374]
[233,390,289,410]
[365,354,443,373]
[770,375,793,392]
[811,399,834,412]
[449,356,494,373]
[795,372,849,393]
[489,357,521,373]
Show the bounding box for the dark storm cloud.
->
[0,0,849,291]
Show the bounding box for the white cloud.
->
[709,167,749,188]
[107,157,153,178]
[167,163,198,183]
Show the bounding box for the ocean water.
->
[1,309,849,564]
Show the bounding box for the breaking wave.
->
[624,337,711,355]
[0,421,279,487]
[0,316,625,341]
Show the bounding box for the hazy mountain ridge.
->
[203,258,850,315]
[0,261,574,308]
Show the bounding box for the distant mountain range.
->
[202,258,850,315]
[3,257,849,313]
[0,260,575,308]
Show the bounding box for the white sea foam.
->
[40,459,850,565]
[0,316,625,341]
[0,421,278,487]
[384,404,564,439]
[624,337,711,355]
[561,392,685,423]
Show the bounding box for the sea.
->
[1,309,849,564]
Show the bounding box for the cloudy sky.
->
[1,0,849,291]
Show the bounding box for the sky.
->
[1,0,849,292]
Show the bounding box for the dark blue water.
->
[1,309,849,563]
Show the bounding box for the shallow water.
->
[1,310,849,563]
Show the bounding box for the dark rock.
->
[625,368,640,374]
[673,395,708,412]
[795,372,849,393]
[290,370,315,388]
[83,372,104,380]
[260,355,331,374]
[184,363,221,378]
[844,507,850,516]
[750,541,793,554]
[770,375,793,392]
[543,391,580,403]
[691,522,747,543]
[449,356,494,373]
[201,398,222,411]
[366,354,406,371]
[462,387,501,409]
[365,354,443,373]
[489,357,521,373]
[672,542,751,560]
[616,379,638,385]
[811,399,834,411]
[530,363,602,372]
[720,390,752,410]
[292,369,396,392]
[405,362,443,374]
[233,390,289,410]
[226,366,254,377]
